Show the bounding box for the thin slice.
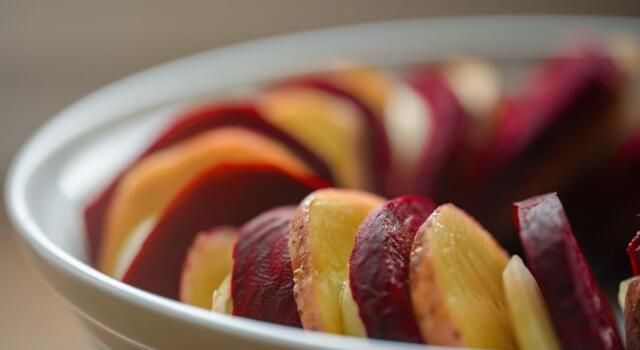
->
[502,255,561,350]
[260,87,369,189]
[289,189,384,334]
[409,204,515,348]
[327,66,393,117]
[284,74,392,194]
[340,282,366,337]
[441,58,502,148]
[113,217,156,280]
[98,127,315,275]
[283,64,394,117]
[514,192,624,350]
[349,195,435,342]
[179,227,236,309]
[121,163,328,299]
[212,274,233,314]
[231,206,301,327]
[383,82,431,189]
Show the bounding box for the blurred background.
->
[1,1,638,348]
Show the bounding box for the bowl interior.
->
[7,16,640,349]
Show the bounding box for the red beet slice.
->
[282,77,392,195]
[514,192,623,350]
[349,195,435,342]
[231,206,301,327]
[626,277,640,350]
[84,102,333,263]
[406,69,467,198]
[479,47,621,177]
[466,47,622,239]
[121,163,328,299]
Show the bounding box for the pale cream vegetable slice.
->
[410,204,516,349]
[260,87,369,189]
[328,65,394,117]
[340,281,366,337]
[442,58,502,146]
[179,228,236,309]
[503,255,561,350]
[289,189,384,334]
[212,274,233,314]
[384,82,431,177]
[112,217,156,280]
[442,58,502,122]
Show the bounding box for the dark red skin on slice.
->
[514,193,624,350]
[407,69,466,199]
[121,163,328,299]
[83,102,333,263]
[349,195,436,343]
[629,232,640,276]
[477,48,620,178]
[625,278,640,350]
[279,78,392,195]
[231,206,301,327]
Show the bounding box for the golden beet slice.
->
[340,282,366,337]
[503,255,561,350]
[179,227,236,309]
[260,87,369,189]
[441,58,502,147]
[281,67,394,195]
[289,189,384,334]
[212,274,233,314]
[328,66,393,118]
[409,204,515,348]
[98,127,314,275]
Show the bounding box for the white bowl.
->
[6,16,640,350]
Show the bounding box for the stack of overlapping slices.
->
[84,37,640,349]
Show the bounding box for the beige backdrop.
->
[1,1,638,348]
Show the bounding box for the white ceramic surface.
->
[5,16,640,350]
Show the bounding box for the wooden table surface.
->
[1,1,637,348]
